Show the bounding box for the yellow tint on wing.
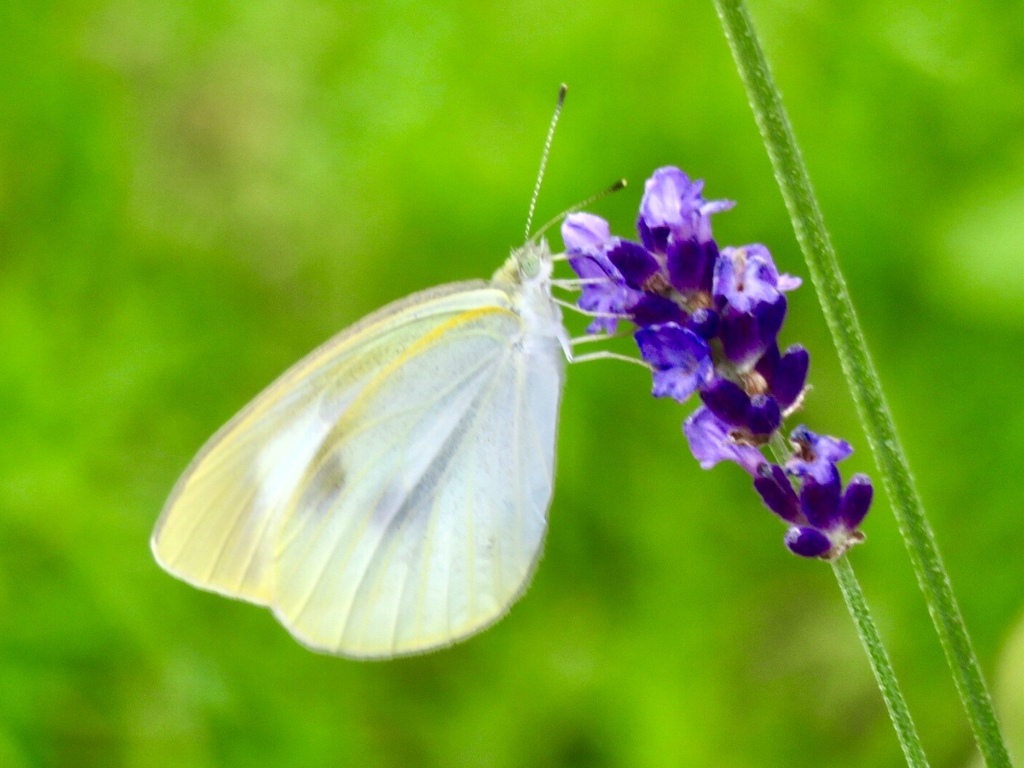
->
[151,281,503,604]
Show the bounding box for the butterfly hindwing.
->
[271,300,565,657]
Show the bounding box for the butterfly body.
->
[152,241,568,658]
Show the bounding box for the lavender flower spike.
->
[560,164,873,561]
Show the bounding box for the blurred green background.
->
[3,0,1024,766]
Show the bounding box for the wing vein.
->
[278,346,502,634]
[351,350,512,650]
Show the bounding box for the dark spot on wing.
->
[302,452,348,517]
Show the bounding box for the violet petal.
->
[754,296,787,349]
[629,294,687,328]
[635,323,709,369]
[667,238,718,293]
[788,426,854,483]
[562,212,612,255]
[784,526,832,558]
[635,323,713,403]
[747,394,781,436]
[754,464,801,523]
[700,378,750,428]
[688,308,719,340]
[683,406,766,475]
[771,345,809,409]
[800,463,843,529]
[651,362,713,403]
[607,240,661,289]
[719,311,761,365]
[840,474,873,530]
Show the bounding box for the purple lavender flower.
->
[755,343,810,411]
[683,406,766,475]
[634,167,734,298]
[754,460,871,559]
[786,425,854,484]
[784,527,833,558]
[562,213,643,333]
[712,245,802,369]
[637,166,734,251]
[718,297,788,369]
[562,212,614,261]
[561,165,873,560]
[635,323,713,402]
[713,244,801,313]
[700,377,782,438]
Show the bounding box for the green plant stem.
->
[710,1,1012,765]
[769,435,926,765]
[833,557,930,767]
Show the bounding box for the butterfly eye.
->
[518,247,541,279]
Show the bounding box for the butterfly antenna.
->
[524,83,568,243]
[529,178,627,242]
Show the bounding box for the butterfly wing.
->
[152,281,494,604]
[152,278,566,657]
[271,301,565,657]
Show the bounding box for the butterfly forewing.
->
[152,276,565,657]
[152,281,494,603]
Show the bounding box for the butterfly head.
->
[493,239,554,288]
[489,239,568,357]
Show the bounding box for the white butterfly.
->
[151,239,569,658]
